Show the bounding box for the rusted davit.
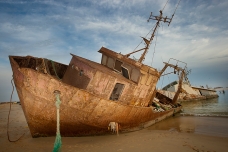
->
[9,7,185,137]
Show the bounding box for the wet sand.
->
[1,103,228,152]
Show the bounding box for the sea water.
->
[181,89,228,117]
[148,89,228,137]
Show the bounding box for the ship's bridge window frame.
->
[114,59,123,72]
[101,54,108,65]
[101,54,140,83]
[107,57,114,69]
[121,66,130,79]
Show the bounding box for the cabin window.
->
[107,57,114,68]
[131,68,140,83]
[110,83,124,101]
[114,60,122,72]
[121,67,130,79]
[101,54,107,65]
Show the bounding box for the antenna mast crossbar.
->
[125,10,173,63]
[124,0,181,63]
[138,10,172,63]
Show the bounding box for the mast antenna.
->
[168,0,181,26]
[124,0,181,63]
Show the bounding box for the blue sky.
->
[0,0,228,102]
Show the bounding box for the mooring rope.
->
[53,90,62,152]
[7,77,25,142]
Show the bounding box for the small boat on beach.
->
[9,5,185,137]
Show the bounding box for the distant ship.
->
[158,81,219,101]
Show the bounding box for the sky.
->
[0,0,228,102]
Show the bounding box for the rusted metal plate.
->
[62,64,91,89]
[109,104,133,124]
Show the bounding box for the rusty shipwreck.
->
[9,9,186,137]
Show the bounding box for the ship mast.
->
[125,10,174,63]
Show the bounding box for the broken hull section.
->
[10,56,181,137]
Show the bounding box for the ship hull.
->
[10,56,181,137]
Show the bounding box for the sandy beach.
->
[1,103,228,152]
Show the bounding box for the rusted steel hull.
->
[10,56,181,137]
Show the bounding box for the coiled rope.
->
[53,90,62,152]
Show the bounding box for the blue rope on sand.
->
[53,92,62,152]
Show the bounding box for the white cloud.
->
[188,24,217,33]
[1,0,228,102]
[91,0,151,9]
